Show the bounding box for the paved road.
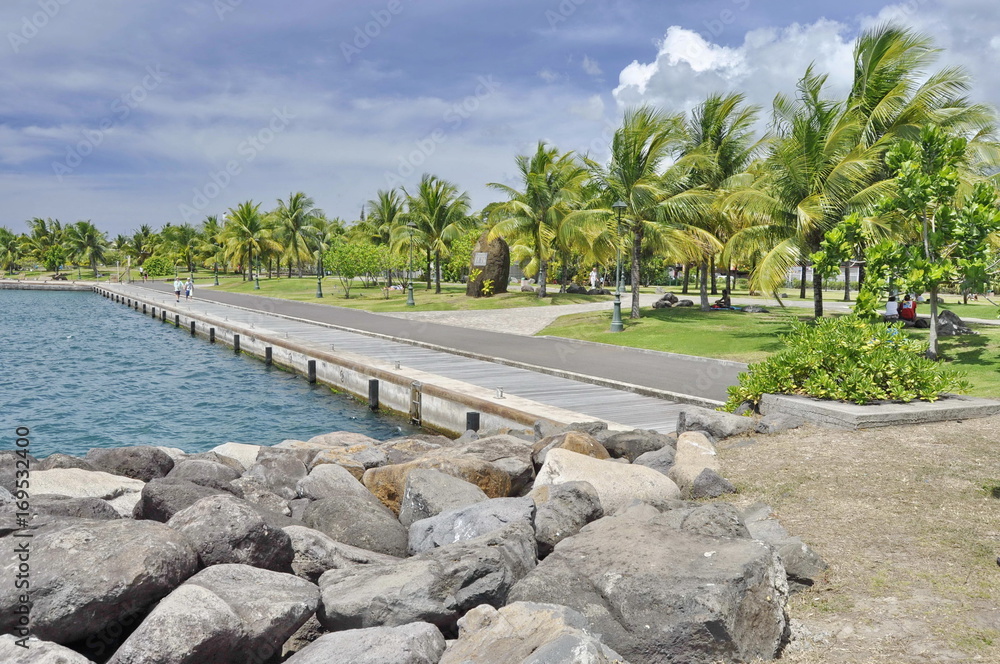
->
[138,283,746,403]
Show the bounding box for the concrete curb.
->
[759,393,1000,429]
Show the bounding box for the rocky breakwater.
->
[0,407,825,664]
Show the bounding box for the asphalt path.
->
[138,282,745,403]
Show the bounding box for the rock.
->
[378,435,453,464]
[229,475,290,516]
[441,602,628,664]
[534,448,680,514]
[587,288,612,295]
[28,494,122,520]
[167,459,241,492]
[317,523,537,635]
[363,457,513,515]
[85,446,174,482]
[532,431,610,467]
[286,622,445,664]
[668,431,722,497]
[28,468,145,517]
[398,468,489,528]
[309,443,387,475]
[0,486,11,505]
[529,481,603,557]
[303,431,381,448]
[303,496,408,557]
[35,453,97,472]
[632,446,676,475]
[297,463,377,501]
[408,497,536,555]
[0,519,198,644]
[167,494,294,572]
[938,309,974,335]
[155,447,187,462]
[743,503,828,590]
[245,451,308,500]
[0,634,96,663]
[756,413,803,435]
[448,435,535,495]
[652,299,673,309]
[601,429,674,462]
[209,442,262,471]
[283,525,401,583]
[466,231,510,296]
[742,305,770,313]
[914,317,931,328]
[281,614,325,658]
[288,497,311,521]
[690,468,737,498]
[649,502,750,539]
[676,299,694,306]
[662,292,679,304]
[454,429,480,444]
[180,451,246,475]
[520,284,535,292]
[677,406,755,440]
[565,283,587,294]
[508,515,788,663]
[532,419,562,441]
[134,478,229,522]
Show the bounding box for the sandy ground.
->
[719,416,1000,663]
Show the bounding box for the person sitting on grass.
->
[900,294,916,321]
[884,295,899,321]
[713,289,732,309]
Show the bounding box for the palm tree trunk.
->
[426,249,432,289]
[434,250,442,294]
[813,268,824,318]
[681,263,691,294]
[709,256,717,295]
[630,226,643,319]
[799,263,807,299]
[725,262,732,293]
[928,284,939,360]
[699,260,710,311]
[843,263,851,301]
[538,259,548,298]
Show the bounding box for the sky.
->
[1,0,999,237]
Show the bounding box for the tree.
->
[25,218,65,272]
[198,215,226,276]
[275,192,321,277]
[161,223,200,275]
[127,225,157,266]
[221,201,280,281]
[64,220,108,277]
[488,142,590,297]
[0,228,24,273]
[323,237,382,298]
[403,174,475,294]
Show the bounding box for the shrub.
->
[142,256,173,277]
[723,315,969,411]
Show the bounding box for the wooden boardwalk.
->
[108,285,688,433]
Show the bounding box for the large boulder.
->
[363,458,512,515]
[28,494,121,521]
[440,602,628,664]
[133,478,229,522]
[466,231,510,296]
[109,564,319,664]
[938,309,973,335]
[446,435,535,495]
[632,446,676,476]
[601,429,674,462]
[676,406,755,440]
[302,496,408,557]
[0,451,36,493]
[296,463,375,502]
[644,502,750,540]
[534,448,680,514]
[509,515,789,663]
[301,431,381,449]
[743,503,828,590]
[85,446,174,482]
[668,431,723,497]
[283,525,401,583]
[209,442,262,471]
[167,494,294,572]
[35,453,97,472]
[531,431,610,467]
[285,622,445,664]
[317,523,537,635]
[244,451,308,500]
[309,445,387,478]
[398,468,489,528]
[167,459,241,492]
[528,481,603,558]
[27,468,145,517]
[228,475,291,516]
[0,635,96,663]
[0,519,198,644]
[407,497,536,555]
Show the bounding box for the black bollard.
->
[307,360,316,384]
[209,327,215,343]
[190,321,196,336]
[265,347,272,365]
[233,334,240,354]
[368,379,379,411]
[466,411,480,432]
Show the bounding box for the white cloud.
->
[582,55,602,76]
[538,69,559,83]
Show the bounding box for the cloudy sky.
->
[1,0,998,236]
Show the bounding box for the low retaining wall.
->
[97,286,622,436]
[0,279,96,291]
[760,393,1000,429]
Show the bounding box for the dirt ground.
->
[718,415,1000,663]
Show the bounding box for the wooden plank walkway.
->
[109,285,687,432]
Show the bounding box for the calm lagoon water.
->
[0,289,419,456]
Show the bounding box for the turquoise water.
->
[0,290,419,456]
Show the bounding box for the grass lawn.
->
[539,305,1000,397]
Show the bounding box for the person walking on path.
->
[589,267,598,290]
[185,278,194,301]
[173,277,183,302]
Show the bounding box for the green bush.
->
[724,315,969,411]
[142,256,173,277]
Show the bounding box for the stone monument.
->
[466,231,510,297]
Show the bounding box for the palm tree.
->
[275,192,321,277]
[127,225,157,266]
[162,223,200,275]
[24,218,65,272]
[221,201,280,281]
[64,220,108,277]
[487,142,591,297]
[403,174,475,293]
[198,215,226,279]
[0,227,24,273]
[359,189,405,245]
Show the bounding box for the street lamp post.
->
[406,222,416,307]
[214,262,219,286]
[610,200,627,332]
[254,258,261,290]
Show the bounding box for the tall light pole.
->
[406,222,417,307]
[315,232,324,298]
[214,262,219,286]
[610,200,627,332]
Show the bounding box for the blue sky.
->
[1,0,998,236]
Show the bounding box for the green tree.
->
[64,220,108,277]
[0,228,24,273]
[324,237,382,298]
[275,192,321,277]
[221,201,280,280]
[403,174,475,294]
[25,218,65,272]
[161,223,200,275]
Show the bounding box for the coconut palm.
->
[64,220,109,277]
[198,215,226,279]
[402,174,475,294]
[487,142,591,297]
[161,223,200,275]
[127,225,157,266]
[358,189,405,245]
[275,192,322,277]
[0,227,24,273]
[221,201,280,281]
[24,218,65,272]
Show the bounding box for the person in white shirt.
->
[589,267,598,289]
[884,295,899,320]
[185,278,194,301]
[173,278,183,302]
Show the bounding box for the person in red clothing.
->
[899,294,916,321]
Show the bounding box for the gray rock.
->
[398,469,489,528]
[652,298,673,308]
[676,405,756,440]
[0,519,198,644]
[134,478,229,522]
[632,446,676,475]
[167,494,294,572]
[744,503,828,590]
[690,468,737,499]
[408,497,536,554]
[601,429,674,462]
[441,602,628,664]
[0,451,38,491]
[285,622,446,664]
[508,516,788,663]
[676,298,694,306]
[245,451,308,500]
[0,634,96,663]
[85,446,174,482]
[317,522,537,635]
[528,481,604,558]
[281,614,326,658]
[283,525,400,583]
[28,494,122,521]
[755,413,803,435]
[303,496,407,557]
[449,435,535,496]
[296,463,375,502]
[649,502,750,539]
[228,475,290,516]
[36,453,97,472]
[167,459,241,492]
[532,419,562,441]
[27,469,145,511]
[566,421,609,437]
[288,498,311,521]
[742,305,770,313]
[182,450,246,474]
[454,429,481,444]
[938,308,973,335]
[0,486,12,505]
